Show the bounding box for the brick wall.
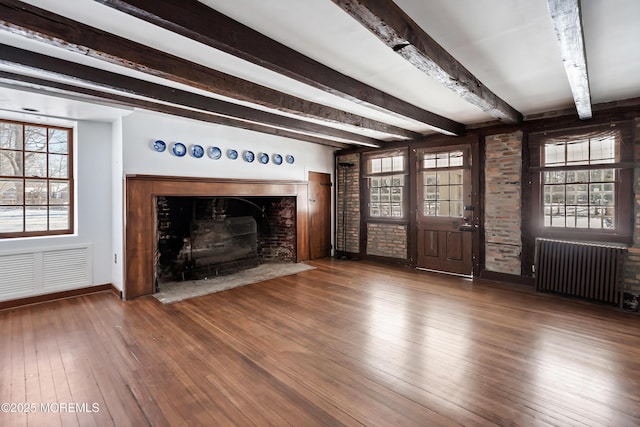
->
[336,153,360,254]
[258,197,297,262]
[622,118,640,311]
[366,223,407,259]
[484,131,523,275]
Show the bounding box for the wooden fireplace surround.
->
[124,175,309,299]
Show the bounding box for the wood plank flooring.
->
[1,258,639,426]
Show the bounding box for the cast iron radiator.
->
[535,238,627,305]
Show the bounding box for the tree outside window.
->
[0,120,73,237]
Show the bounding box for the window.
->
[420,149,465,218]
[364,149,408,219]
[530,123,632,242]
[0,119,73,238]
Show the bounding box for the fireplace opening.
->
[156,196,297,287]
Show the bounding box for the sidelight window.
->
[0,119,73,238]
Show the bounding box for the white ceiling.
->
[1,0,639,144]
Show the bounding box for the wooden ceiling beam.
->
[0,44,381,147]
[331,0,522,124]
[547,0,592,119]
[0,0,409,141]
[0,71,350,149]
[94,0,465,136]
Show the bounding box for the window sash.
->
[363,148,408,177]
[0,119,73,238]
[363,149,408,220]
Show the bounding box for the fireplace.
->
[124,176,310,299]
[156,196,296,284]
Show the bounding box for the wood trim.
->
[355,253,411,267]
[0,284,113,311]
[479,270,536,287]
[529,162,636,172]
[124,176,310,299]
[111,284,123,300]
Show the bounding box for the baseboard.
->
[0,284,114,311]
[479,270,535,287]
[110,284,123,300]
[334,252,411,267]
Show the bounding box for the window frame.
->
[0,118,74,239]
[529,122,633,244]
[362,148,409,222]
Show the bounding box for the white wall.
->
[122,111,336,181]
[111,117,124,292]
[1,108,337,302]
[0,119,113,301]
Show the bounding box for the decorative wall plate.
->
[258,152,269,164]
[152,140,166,152]
[190,144,204,158]
[172,142,187,157]
[286,154,295,164]
[273,153,283,165]
[243,150,255,163]
[227,149,238,160]
[208,146,222,160]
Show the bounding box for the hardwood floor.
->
[1,258,639,426]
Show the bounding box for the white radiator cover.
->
[0,245,93,301]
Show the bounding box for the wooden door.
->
[308,172,332,259]
[416,146,474,275]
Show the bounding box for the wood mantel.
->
[124,175,309,299]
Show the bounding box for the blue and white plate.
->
[152,140,166,152]
[227,149,238,160]
[172,142,187,157]
[243,150,255,163]
[286,154,295,164]
[190,144,204,158]
[208,146,222,160]
[273,153,283,165]
[258,153,269,164]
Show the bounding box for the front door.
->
[308,172,332,259]
[416,146,474,275]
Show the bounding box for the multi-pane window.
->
[0,120,73,237]
[421,150,464,217]
[542,136,616,229]
[364,150,407,219]
[530,122,633,242]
